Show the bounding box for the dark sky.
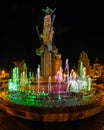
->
[1,1,104,70]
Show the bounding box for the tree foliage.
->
[78,51,91,75]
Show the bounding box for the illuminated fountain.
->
[5,5,94,103]
[66,61,92,93]
[37,64,40,93]
[7,59,92,96]
[0,6,104,122]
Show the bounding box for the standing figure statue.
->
[36,7,58,56]
[41,7,56,52]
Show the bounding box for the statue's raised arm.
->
[42,7,56,15]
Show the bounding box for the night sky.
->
[1,1,104,71]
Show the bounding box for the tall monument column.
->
[36,7,62,81]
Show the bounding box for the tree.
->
[78,51,91,76]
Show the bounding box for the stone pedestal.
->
[41,48,52,77]
[40,48,62,81]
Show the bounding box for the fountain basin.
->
[0,87,104,122]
